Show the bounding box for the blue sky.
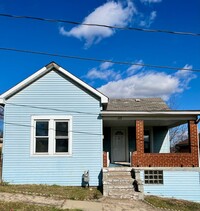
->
[0,0,199,111]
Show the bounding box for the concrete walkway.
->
[0,192,159,211]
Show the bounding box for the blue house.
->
[0,62,200,202]
[0,62,108,186]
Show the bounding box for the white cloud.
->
[126,60,144,75]
[100,62,113,70]
[86,62,121,81]
[86,68,114,80]
[59,1,136,47]
[140,0,162,3]
[175,64,196,89]
[150,11,157,21]
[139,11,157,27]
[86,68,106,80]
[98,65,196,100]
[175,64,193,78]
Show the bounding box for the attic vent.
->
[135,99,141,102]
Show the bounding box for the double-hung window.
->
[31,116,72,156]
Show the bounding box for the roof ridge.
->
[45,61,60,70]
[109,97,163,100]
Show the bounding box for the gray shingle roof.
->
[105,98,170,111]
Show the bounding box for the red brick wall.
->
[132,120,199,167]
[136,120,144,154]
[189,120,198,152]
[103,151,107,167]
[132,152,198,167]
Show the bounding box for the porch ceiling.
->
[102,111,199,128]
[103,119,191,127]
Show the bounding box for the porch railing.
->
[131,151,199,167]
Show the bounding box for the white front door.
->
[112,129,126,162]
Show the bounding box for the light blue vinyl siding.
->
[3,70,103,186]
[141,170,200,202]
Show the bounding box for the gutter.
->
[101,111,200,117]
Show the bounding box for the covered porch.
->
[102,111,199,167]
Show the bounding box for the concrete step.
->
[104,167,133,172]
[103,167,144,200]
[107,185,134,189]
[108,192,143,200]
[104,175,134,180]
[103,179,134,185]
[107,171,132,176]
[108,190,137,195]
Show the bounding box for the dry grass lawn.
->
[0,183,102,200]
[145,195,200,211]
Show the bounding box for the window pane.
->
[36,121,48,136]
[36,138,48,152]
[115,131,123,135]
[56,122,68,136]
[56,139,68,152]
[144,130,150,153]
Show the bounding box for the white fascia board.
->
[101,111,200,116]
[0,98,5,105]
[0,66,47,100]
[0,64,108,104]
[58,66,108,103]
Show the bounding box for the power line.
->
[0,47,200,72]
[0,13,199,37]
[3,121,103,136]
[6,102,99,116]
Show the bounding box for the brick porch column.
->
[132,120,144,167]
[188,120,199,166]
[136,120,144,154]
[103,151,107,167]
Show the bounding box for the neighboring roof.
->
[105,98,170,111]
[0,62,108,104]
[176,134,200,147]
[176,139,189,146]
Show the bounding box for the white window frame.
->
[31,115,72,156]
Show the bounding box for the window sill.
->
[31,153,72,157]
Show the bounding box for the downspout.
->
[195,118,200,124]
[195,116,200,167]
[0,104,3,139]
[0,104,4,182]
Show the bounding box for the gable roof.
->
[105,98,170,111]
[0,62,108,104]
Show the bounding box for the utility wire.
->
[6,102,99,116]
[0,13,199,37]
[0,47,200,72]
[3,121,103,136]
